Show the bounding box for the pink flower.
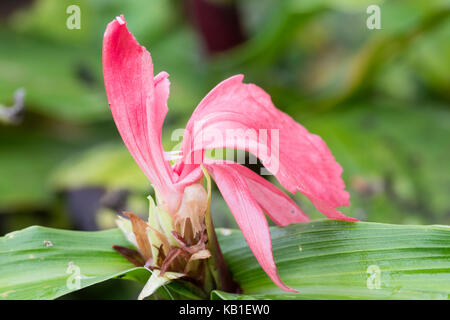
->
[103,16,356,293]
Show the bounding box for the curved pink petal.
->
[204,163,297,293]
[177,75,356,221]
[103,16,176,205]
[209,161,310,226]
[174,165,204,191]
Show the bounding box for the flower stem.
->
[201,166,240,293]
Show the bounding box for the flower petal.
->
[206,160,309,226]
[103,16,175,202]
[178,75,355,221]
[204,163,297,293]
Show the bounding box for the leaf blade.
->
[1,221,449,300]
[0,226,146,300]
[217,221,450,299]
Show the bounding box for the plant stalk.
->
[201,166,240,294]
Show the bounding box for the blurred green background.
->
[0,0,449,252]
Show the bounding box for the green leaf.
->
[2,221,449,299]
[216,221,450,300]
[0,226,148,299]
[0,225,205,300]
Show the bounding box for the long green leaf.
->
[0,226,148,300]
[0,226,205,300]
[1,221,449,299]
[214,221,450,300]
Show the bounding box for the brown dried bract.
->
[123,212,152,261]
[112,245,145,267]
[114,212,211,285]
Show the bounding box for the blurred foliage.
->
[0,0,449,243]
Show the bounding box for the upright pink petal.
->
[177,75,356,221]
[204,163,297,293]
[103,16,175,204]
